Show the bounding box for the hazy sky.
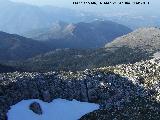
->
[11,0,73,7]
[10,0,160,15]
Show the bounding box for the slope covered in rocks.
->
[0,58,160,120]
[81,58,160,120]
[105,27,160,52]
[111,58,160,102]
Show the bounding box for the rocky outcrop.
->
[82,58,160,120]
[0,58,160,120]
[111,58,160,102]
[0,71,146,120]
[29,102,43,115]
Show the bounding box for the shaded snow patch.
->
[7,99,99,120]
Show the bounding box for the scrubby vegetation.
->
[7,46,152,72]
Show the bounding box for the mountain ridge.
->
[0,31,51,61]
[24,20,132,48]
[105,27,160,52]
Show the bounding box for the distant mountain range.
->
[0,0,159,36]
[104,14,160,29]
[0,0,96,34]
[0,11,159,72]
[0,19,132,62]
[24,20,132,48]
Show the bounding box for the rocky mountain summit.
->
[105,27,160,52]
[0,58,160,120]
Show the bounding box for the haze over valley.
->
[0,0,160,120]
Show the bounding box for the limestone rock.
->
[29,102,43,115]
